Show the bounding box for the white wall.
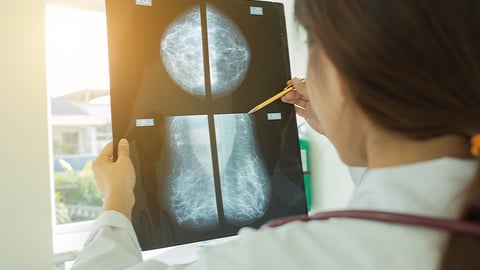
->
[274,0,354,212]
[0,1,53,269]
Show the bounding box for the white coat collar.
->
[347,158,477,219]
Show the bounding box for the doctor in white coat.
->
[73,0,480,269]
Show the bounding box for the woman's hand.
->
[281,77,322,133]
[92,139,136,220]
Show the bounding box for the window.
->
[46,0,110,225]
[46,1,111,267]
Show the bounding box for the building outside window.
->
[58,132,80,155]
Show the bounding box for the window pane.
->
[46,3,110,225]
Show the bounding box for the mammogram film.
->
[214,114,270,226]
[106,0,307,250]
[167,114,270,232]
[161,4,250,98]
[167,115,219,231]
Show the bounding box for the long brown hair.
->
[294,0,480,269]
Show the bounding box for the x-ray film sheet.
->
[106,0,307,250]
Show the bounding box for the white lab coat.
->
[72,157,476,270]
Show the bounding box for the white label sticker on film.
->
[250,6,264,16]
[136,118,155,127]
[267,113,282,121]
[136,0,152,7]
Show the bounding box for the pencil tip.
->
[248,108,256,114]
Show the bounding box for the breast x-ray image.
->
[106,0,307,250]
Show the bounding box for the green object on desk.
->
[299,138,311,212]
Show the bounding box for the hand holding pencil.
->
[281,77,323,133]
[248,78,306,114]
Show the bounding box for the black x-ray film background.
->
[106,0,307,250]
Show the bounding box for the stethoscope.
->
[264,209,480,235]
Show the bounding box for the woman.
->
[73,1,480,269]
